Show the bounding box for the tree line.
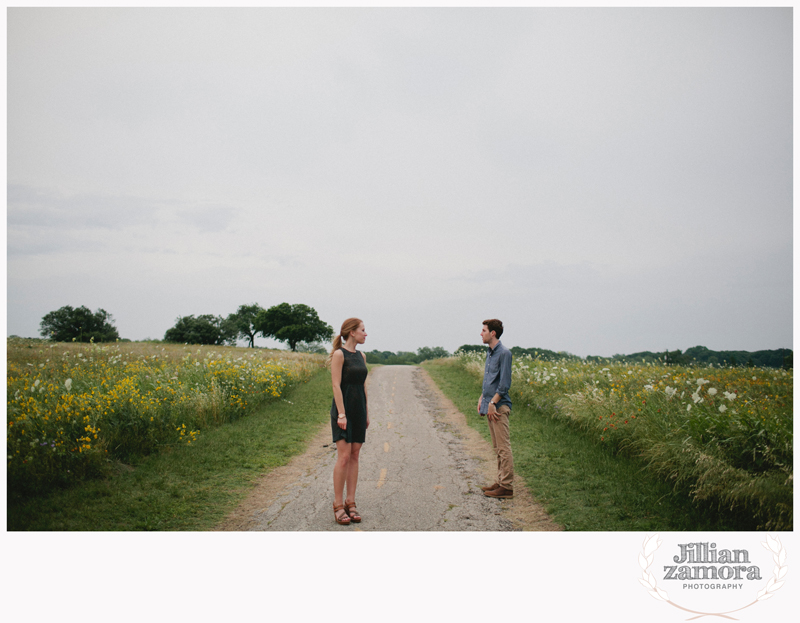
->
[365,347,451,365]
[36,306,793,368]
[38,303,333,352]
[459,344,791,370]
[589,345,793,370]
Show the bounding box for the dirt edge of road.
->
[216,366,562,531]
[416,367,562,532]
[214,421,334,531]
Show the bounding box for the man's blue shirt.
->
[480,340,512,414]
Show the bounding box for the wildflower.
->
[723,391,737,401]
[65,378,73,391]
[692,391,702,404]
[707,388,717,396]
[665,386,677,398]
[696,378,709,386]
[719,405,727,413]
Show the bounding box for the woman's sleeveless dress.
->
[330,347,368,444]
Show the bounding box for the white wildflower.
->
[65,378,73,391]
[707,388,717,396]
[692,391,702,404]
[719,405,727,413]
[665,386,677,398]
[696,378,709,386]
[723,391,737,401]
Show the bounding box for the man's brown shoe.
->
[483,486,513,499]
[480,483,500,492]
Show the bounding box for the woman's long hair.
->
[329,317,363,364]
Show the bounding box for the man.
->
[477,318,514,499]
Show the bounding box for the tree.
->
[457,344,487,354]
[225,303,265,348]
[39,305,120,342]
[416,346,450,361]
[664,349,686,365]
[163,314,236,345]
[254,303,333,352]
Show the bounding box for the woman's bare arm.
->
[331,349,346,415]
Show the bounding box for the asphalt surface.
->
[239,365,516,531]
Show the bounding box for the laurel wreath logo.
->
[638,533,788,620]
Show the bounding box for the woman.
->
[330,318,369,525]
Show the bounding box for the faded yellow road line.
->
[377,468,387,488]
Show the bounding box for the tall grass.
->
[7,338,324,492]
[454,351,793,530]
[8,367,335,531]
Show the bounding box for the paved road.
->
[233,365,517,531]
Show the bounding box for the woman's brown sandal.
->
[333,503,351,525]
[344,501,361,523]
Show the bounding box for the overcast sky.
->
[6,7,793,357]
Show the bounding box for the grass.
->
[423,359,756,531]
[7,367,333,531]
[7,339,321,491]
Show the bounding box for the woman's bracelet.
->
[337,413,346,419]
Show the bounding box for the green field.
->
[7,339,323,492]
[8,338,791,531]
[7,364,333,531]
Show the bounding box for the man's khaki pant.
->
[487,404,514,490]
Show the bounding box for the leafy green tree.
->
[254,303,333,352]
[164,314,236,345]
[456,344,487,354]
[39,305,120,342]
[416,346,450,361]
[664,350,686,365]
[225,303,265,348]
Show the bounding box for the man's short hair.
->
[482,318,504,339]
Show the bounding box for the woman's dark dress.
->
[331,347,368,444]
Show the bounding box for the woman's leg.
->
[344,442,362,505]
[333,440,352,507]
